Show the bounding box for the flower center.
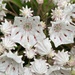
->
[53,24,62,32]
[24,23,32,31]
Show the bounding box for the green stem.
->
[9,0,22,8]
[8,2,18,16]
[5,9,17,16]
[17,45,21,51]
[37,4,42,15]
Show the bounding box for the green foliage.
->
[71,0,75,3]
[9,0,22,8]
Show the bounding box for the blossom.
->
[46,65,60,75]
[10,26,24,44]
[36,0,44,4]
[49,20,75,47]
[51,7,64,20]
[0,51,23,75]
[50,69,71,75]
[53,50,70,66]
[46,65,71,75]
[51,3,75,23]
[71,4,75,18]
[20,5,33,17]
[52,5,73,22]
[57,0,70,8]
[50,3,75,46]
[21,0,31,3]
[63,4,75,21]
[0,19,12,35]
[31,59,48,75]
[0,0,7,20]
[35,38,52,56]
[53,0,70,5]
[23,67,33,75]
[13,16,45,47]
[40,21,46,29]
[49,66,71,75]
[25,48,36,59]
[11,28,35,49]
[48,50,56,58]
[1,36,17,50]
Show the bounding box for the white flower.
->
[50,67,71,75]
[35,38,52,56]
[0,11,6,20]
[2,36,17,50]
[10,26,24,44]
[46,65,71,75]
[49,20,75,47]
[40,21,46,28]
[51,7,64,20]
[63,4,75,23]
[6,51,22,63]
[53,50,70,66]
[0,0,7,20]
[0,19,12,35]
[36,0,44,4]
[13,16,45,47]
[25,48,36,59]
[57,0,70,8]
[23,67,33,75]
[11,28,36,48]
[31,59,48,75]
[14,34,36,48]
[0,0,6,10]
[50,69,71,75]
[21,0,31,3]
[0,51,23,75]
[20,6,33,17]
[71,4,75,18]
[48,50,56,58]
[52,0,58,4]
[46,65,60,75]
[51,3,75,23]
[53,0,70,5]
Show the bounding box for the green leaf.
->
[71,0,75,3]
[9,0,22,8]
[72,0,75,3]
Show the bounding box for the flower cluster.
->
[50,0,75,47]
[0,0,75,75]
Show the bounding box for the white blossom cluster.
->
[50,0,75,47]
[0,0,75,75]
